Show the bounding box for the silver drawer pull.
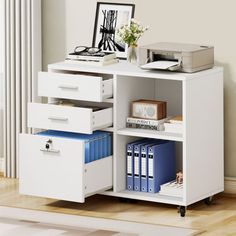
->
[40,148,60,154]
[58,85,78,90]
[48,116,68,122]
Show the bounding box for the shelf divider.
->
[117,128,183,142]
[101,190,183,205]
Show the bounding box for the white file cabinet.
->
[19,134,112,202]
[19,61,224,216]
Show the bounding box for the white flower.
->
[117,19,148,46]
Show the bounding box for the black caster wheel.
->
[178,206,186,217]
[119,198,137,203]
[129,199,137,203]
[204,196,214,205]
[119,197,129,203]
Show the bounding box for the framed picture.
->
[92,2,135,58]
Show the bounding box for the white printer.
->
[139,42,214,73]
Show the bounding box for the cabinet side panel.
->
[184,71,224,205]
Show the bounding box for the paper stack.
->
[159,180,183,197]
[164,115,183,134]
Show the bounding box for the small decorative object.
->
[127,44,138,64]
[92,2,135,59]
[117,19,148,63]
[176,171,183,184]
[131,99,167,120]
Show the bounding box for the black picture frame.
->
[92,2,135,59]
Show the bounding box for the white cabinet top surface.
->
[48,61,223,81]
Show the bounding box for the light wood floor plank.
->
[0,178,235,235]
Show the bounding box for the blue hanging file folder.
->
[37,130,112,163]
[102,134,107,157]
[107,133,112,156]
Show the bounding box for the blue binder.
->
[126,139,146,191]
[133,140,150,191]
[148,141,176,193]
[140,140,161,192]
[140,141,157,192]
[140,144,149,192]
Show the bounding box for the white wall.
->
[42,0,66,70]
[42,0,236,177]
[0,0,4,161]
[0,0,3,73]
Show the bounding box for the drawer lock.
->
[45,139,52,150]
[40,139,60,154]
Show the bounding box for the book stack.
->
[65,51,118,66]
[159,180,183,198]
[164,115,183,134]
[126,117,168,131]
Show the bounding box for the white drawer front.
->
[19,134,113,202]
[28,103,113,134]
[38,72,113,102]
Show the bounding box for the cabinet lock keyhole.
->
[45,139,52,150]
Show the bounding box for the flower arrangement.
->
[117,19,148,63]
[117,19,148,47]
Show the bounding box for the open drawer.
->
[38,72,113,102]
[28,103,113,134]
[19,133,113,203]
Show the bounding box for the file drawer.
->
[38,72,113,102]
[19,133,113,203]
[28,103,113,134]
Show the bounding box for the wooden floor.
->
[0,178,236,236]
[0,216,137,236]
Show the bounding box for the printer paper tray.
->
[141,60,180,70]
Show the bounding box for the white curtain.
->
[4,0,41,178]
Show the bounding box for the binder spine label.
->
[141,153,146,177]
[134,152,139,176]
[148,153,154,178]
[127,152,132,175]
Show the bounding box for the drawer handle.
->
[58,85,78,90]
[48,116,68,122]
[40,148,60,154]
